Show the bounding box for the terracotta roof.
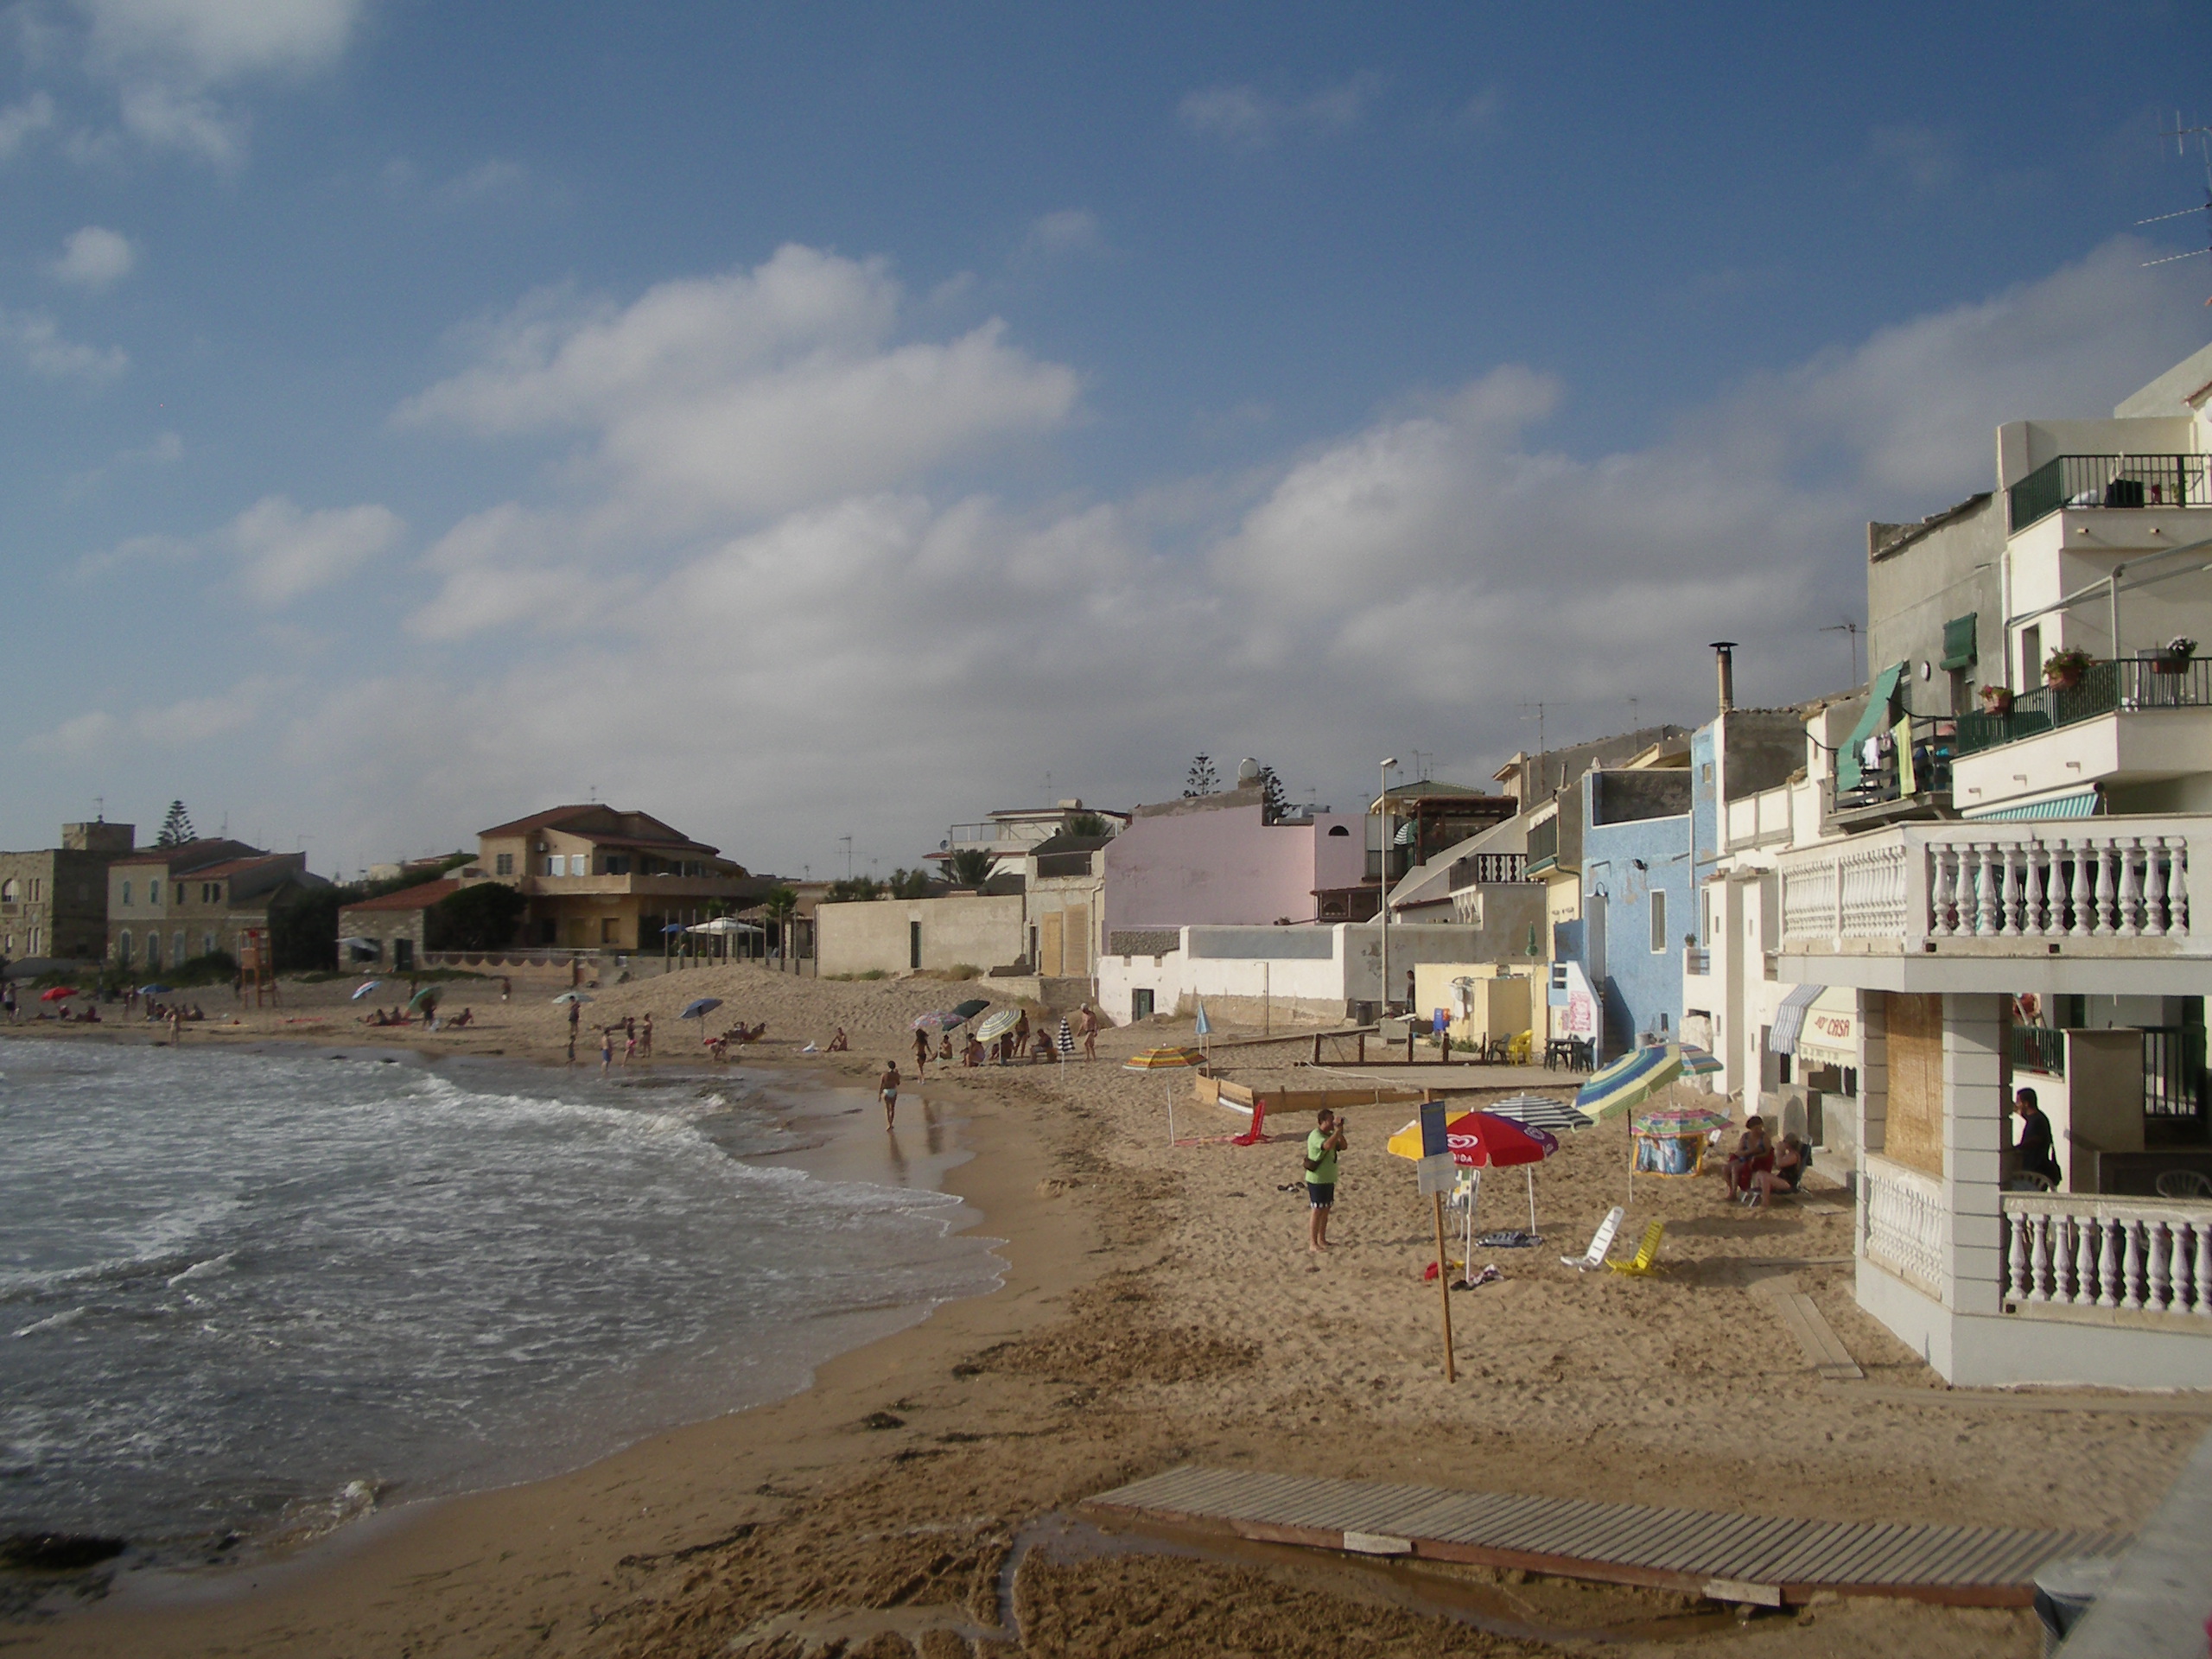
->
[340,879,461,914]
[475,804,603,838]
[111,838,268,870]
[177,855,296,880]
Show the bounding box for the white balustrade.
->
[1864,1156,1945,1294]
[2001,1194,2212,1320]
[1776,821,2197,951]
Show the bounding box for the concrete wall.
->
[1101,791,1364,935]
[1866,493,2004,709]
[1096,922,1491,1026]
[815,893,1025,977]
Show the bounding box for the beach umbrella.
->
[407,984,441,1010]
[1575,1044,1682,1119]
[39,986,78,1001]
[973,1007,1021,1044]
[551,990,594,1005]
[1680,1045,1724,1078]
[1484,1093,1594,1136]
[1388,1109,1559,1232]
[350,980,382,1001]
[1056,1019,1077,1059]
[679,997,722,1021]
[343,937,380,958]
[1122,1046,1207,1146]
[1631,1104,1732,1136]
[912,1011,959,1032]
[950,998,990,1021]
[138,982,174,995]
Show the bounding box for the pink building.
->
[1101,788,1368,943]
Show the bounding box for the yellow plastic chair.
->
[1506,1029,1533,1065]
[1608,1219,1666,1275]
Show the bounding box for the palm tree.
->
[950,849,994,888]
[762,886,798,970]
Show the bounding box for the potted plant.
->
[1978,683,2013,716]
[2044,645,2092,690]
[2153,635,2198,676]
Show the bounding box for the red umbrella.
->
[40,986,79,1001]
[1445,1111,1559,1168]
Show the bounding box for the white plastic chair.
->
[2155,1169,2212,1198]
[1561,1205,1625,1270]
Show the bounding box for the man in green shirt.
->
[1306,1109,1348,1252]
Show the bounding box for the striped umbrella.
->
[1056,1019,1077,1058]
[912,1011,960,1032]
[1632,1104,1732,1135]
[1484,1093,1594,1135]
[1680,1044,1724,1077]
[1122,1046,1207,1147]
[974,1007,1021,1044]
[1575,1044,1682,1119]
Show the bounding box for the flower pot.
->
[2045,670,2082,690]
[1979,689,2013,716]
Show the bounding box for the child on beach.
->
[878,1062,900,1128]
[640,1013,653,1057]
[600,1030,614,1073]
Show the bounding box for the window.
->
[0,879,15,902]
[122,880,132,906]
[149,880,161,903]
[203,931,216,957]
[145,932,161,970]
[29,878,40,901]
[1326,824,1350,836]
[495,853,513,876]
[543,856,559,876]
[606,855,630,874]
[118,930,132,966]
[1650,889,1668,953]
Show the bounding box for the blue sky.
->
[7,1,2212,880]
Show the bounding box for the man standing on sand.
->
[878,1061,901,1128]
[1305,1109,1348,1252]
[640,1012,653,1058]
[1079,1004,1098,1061]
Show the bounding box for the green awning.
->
[1834,662,1906,793]
[1940,613,1978,671]
[1961,789,2101,822]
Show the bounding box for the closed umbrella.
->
[1056,1019,1077,1060]
[1122,1046,1207,1146]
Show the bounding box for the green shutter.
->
[1940,613,1978,671]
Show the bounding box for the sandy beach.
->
[4,963,2204,1656]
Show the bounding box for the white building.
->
[1691,345,2212,1388]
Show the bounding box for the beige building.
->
[474,805,757,952]
[337,879,461,973]
[0,821,134,965]
[107,840,321,972]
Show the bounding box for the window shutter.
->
[1940,613,1977,670]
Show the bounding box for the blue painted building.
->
[1570,766,1694,1060]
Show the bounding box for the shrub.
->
[856,968,890,981]
[947,963,982,980]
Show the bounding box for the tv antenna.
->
[1820,620,1863,686]
[839,835,854,880]
[1516,700,1547,758]
[2142,113,2212,302]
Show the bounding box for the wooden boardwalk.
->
[1083,1466,2127,1607]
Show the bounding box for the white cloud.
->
[25,709,118,757]
[1,308,128,381]
[51,225,136,287]
[0,92,56,157]
[227,495,405,604]
[1179,73,1382,147]
[400,244,1080,526]
[73,0,367,162]
[22,678,275,759]
[1022,207,1102,258]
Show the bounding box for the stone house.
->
[0,820,135,966]
[337,879,461,973]
[107,840,323,973]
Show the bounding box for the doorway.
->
[1131,988,1154,1021]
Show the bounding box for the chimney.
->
[1709,641,1738,715]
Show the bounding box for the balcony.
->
[2008,454,2211,533]
[1773,818,2206,985]
[2000,1192,2212,1325]
[1829,715,1955,824]
[1957,658,2211,756]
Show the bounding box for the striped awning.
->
[1794,988,1858,1068]
[1961,789,2101,823]
[1767,982,1825,1055]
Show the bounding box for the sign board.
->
[1415,1100,1457,1194]
[1559,962,1599,1040]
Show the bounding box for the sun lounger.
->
[1560,1205,1625,1270]
[1608,1218,1666,1275]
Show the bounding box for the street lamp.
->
[1379,756,1399,1019]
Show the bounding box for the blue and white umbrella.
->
[1484,1093,1594,1135]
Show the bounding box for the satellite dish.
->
[1236,757,1262,784]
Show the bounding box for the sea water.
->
[0,1043,1000,1558]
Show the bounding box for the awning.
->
[1795,987,1859,1068]
[1766,982,1825,1054]
[1940,613,1978,671]
[1961,788,2102,823]
[1834,663,1906,793]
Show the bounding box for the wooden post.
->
[1357,1032,1366,1064]
[1433,1190,1456,1382]
[1407,1026,1415,1065]
[1313,1032,1322,1065]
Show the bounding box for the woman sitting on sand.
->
[1725,1116,1773,1200]
[826,1027,849,1052]
[963,1033,984,1067]
[1749,1134,1806,1207]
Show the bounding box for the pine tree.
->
[1254,765,1288,824]
[156,800,196,847]
[1183,754,1220,798]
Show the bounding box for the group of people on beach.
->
[596,1014,657,1071]
[1722,1116,1807,1206]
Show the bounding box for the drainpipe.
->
[1710,641,1738,715]
[2109,563,2125,661]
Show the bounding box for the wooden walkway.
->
[1084,1466,2127,1607]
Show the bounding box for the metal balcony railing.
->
[1833,714,1955,810]
[1955,658,2212,756]
[2007,453,2212,533]
[2012,1024,2065,1077]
